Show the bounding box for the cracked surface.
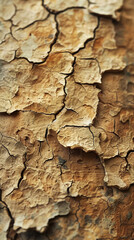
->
[89,0,123,20]
[0,0,134,239]
[52,8,98,53]
[0,133,26,198]
[0,202,11,240]
[13,15,56,62]
[43,0,88,12]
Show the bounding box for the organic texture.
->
[44,0,88,12]
[89,0,123,19]
[0,0,134,239]
[52,8,98,53]
[0,202,10,240]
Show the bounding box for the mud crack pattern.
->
[0,0,134,239]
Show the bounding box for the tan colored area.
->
[89,0,123,20]
[0,202,10,240]
[44,0,88,12]
[0,0,134,239]
[52,9,98,53]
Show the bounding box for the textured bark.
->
[0,0,134,239]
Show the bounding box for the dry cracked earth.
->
[0,0,134,239]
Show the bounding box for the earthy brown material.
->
[0,0,134,239]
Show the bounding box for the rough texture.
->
[0,133,26,198]
[89,0,123,20]
[104,155,134,190]
[13,15,56,62]
[57,127,94,152]
[52,9,98,53]
[0,0,134,239]
[73,58,101,84]
[44,0,88,12]
[0,202,11,240]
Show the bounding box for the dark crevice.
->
[0,33,10,45]
[56,6,86,15]
[33,14,60,66]
[13,55,34,65]
[12,13,59,66]
[9,24,18,43]
[44,157,54,164]
[112,119,120,139]
[1,144,15,158]
[111,131,120,139]
[57,125,91,134]
[59,165,63,176]
[42,1,86,15]
[67,181,73,195]
[124,157,131,170]
[87,0,90,7]
[16,228,49,240]
[44,212,72,239]
[7,5,100,67]
[91,10,122,22]
[52,104,65,122]
[42,0,56,14]
[20,109,55,116]
[64,56,76,77]
[53,56,76,121]
[65,108,78,114]
[11,4,17,20]
[38,141,54,165]
[74,80,102,90]
[125,150,134,169]
[16,14,50,31]
[89,127,95,147]
[102,66,126,75]
[125,150,134,159]
[44,127,52,150]
[72,16,100,55]
[1,199,15,240]
[45,127,48,141]
[4,4,18,43]
[17,153,27,188]
[0,132,17,142]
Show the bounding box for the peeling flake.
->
[53,9,98,53]
[44,0,88,12]
[57,127,94,152]
[0,202,11,240]
[104,155,134,189]
[0,135,26,198]
[13,15,56,62]
[89,0,123,19]
[73,58,101,84]
[12,0,48,29]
